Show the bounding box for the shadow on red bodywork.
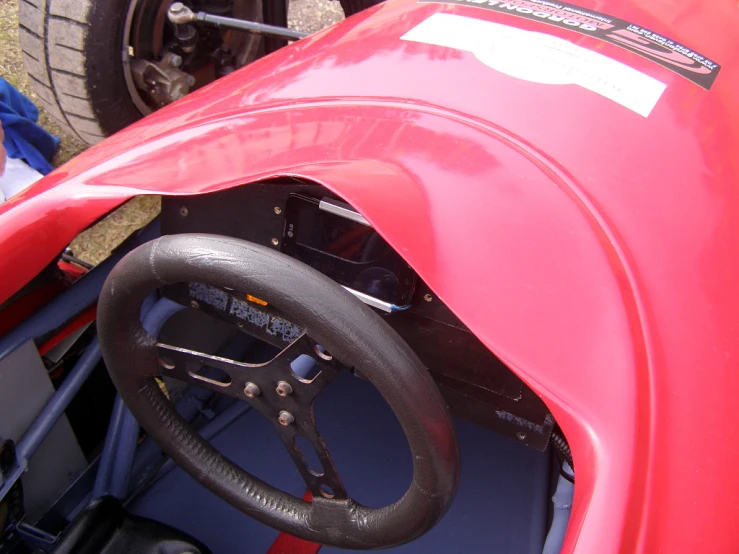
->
[1,1,738,552]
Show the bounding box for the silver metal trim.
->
[319,199,370,227]
[342,287,393,313]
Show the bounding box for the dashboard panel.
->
[161,180,554,450]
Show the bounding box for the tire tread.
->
[19,0,103,144]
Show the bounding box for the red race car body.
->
[1,1,738,552]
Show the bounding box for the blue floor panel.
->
[130,372,550,553]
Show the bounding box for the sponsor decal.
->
[402,13,667,116]
[420,0,720,89]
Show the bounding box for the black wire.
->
[551,430,575,483]
[61,250,94,270]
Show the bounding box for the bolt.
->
[237,322,244,328]
[423,293,433,303]
[168,2,195,24]
[274,206,282,215]
[190,300,200,309]
[244,382,260,398]
[180,206,188,217]
[516,432,527,441]
[169,53,183,68]
[271,238,280,246]
[278,410,295,426]
[276,381,293,397]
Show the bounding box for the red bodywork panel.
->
[1,1,738,552]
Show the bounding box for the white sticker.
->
[401,13,666,117]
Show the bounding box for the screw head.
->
[278,410,295,426]
[423,293,433,303]
[516,432,527,441]
[190,300,200,309]
[169,53,183,68]
[244,382,260,398]
[271,238,280,246]
[274,206,282,215]
[276,381,293,397]
[180,206,188,217]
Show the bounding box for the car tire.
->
[18,0,384,146]
[18,0,142,145]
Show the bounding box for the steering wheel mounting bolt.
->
[278,411,295,426]
[276,381,293,397]
[244,382,260,398]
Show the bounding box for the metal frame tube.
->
[92,397,126,498]
[94,296,184,499]
[108,411,140,499]
[18,339,101,459]
[0,220,160,362]
[0,339,102,502]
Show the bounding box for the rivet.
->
[271,238,280,246]
[276,380,293,397]
[274,206,282,215]
[244,382,260,398]
[423,294,433,303]
[516,432,527,441]
[190,300,200,309]
[278,410,295,426]
[180,206,188,217]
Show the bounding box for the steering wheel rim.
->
[97,234,460,549]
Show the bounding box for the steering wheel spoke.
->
[268,333,344,399]
[155,342,252,400]
[157,335,349,498]
[274,409,348,501]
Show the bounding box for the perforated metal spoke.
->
[273,406,348,501]
[155,343,252,400]
[156,334,347,500]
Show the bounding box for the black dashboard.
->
[161,180,553,450]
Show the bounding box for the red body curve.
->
[1,1,738,552]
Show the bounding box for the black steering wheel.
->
[97,234,460,550]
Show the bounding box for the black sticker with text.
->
[420,0,720,89]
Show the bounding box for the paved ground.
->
[0,0,344,263]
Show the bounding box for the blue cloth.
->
[0,78,59,174]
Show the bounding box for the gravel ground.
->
[0,0,343,264]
